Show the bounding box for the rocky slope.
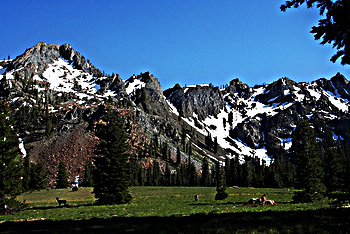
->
[1,42,350,186]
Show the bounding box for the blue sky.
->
[1,0,349,89]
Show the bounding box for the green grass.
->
[0,187,348,233]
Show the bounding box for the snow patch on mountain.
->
[125,78,146,95]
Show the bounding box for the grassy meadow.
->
[0,187,349,233]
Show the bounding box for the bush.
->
[292,191,312,203]
[215,187,228,200]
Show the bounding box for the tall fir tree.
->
[81,162,94,187]
[214,161,228,200]
[56,161,68,189]
[0,100,24,208]
[324,147,343,193]
[29,162,48,190]
[176,145,181,165]
[200,156,211,186]
[291,119,325,201]
[93,105,132,205]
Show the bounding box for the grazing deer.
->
[56,197,67,206]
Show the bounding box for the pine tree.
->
[215,162,228,200]
[22,156,31,191]
[81,162,94,187]
[201,156,211,186]
[152,161,161,186]
[324,147,343,193]
[29,162,48,190]
[164,162,171,186]
[0,100,24,210]
[176,145,181,165]
[291,119,325,202]
[93,105,132,205]
[56,161,68,189]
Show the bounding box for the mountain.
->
[1,42,350,186]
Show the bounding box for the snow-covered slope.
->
[2,41,350,172]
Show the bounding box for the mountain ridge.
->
[1,42,350,187]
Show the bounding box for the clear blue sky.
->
[1,0,349,89]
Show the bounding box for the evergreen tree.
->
[215,162,228,200]
[81,162,94,187]
[291,120,325,202]
[324,147,343,193]
[164,162,171,186]
[93,105,132,205]
[56,161,68,189]
[29,162,47,190]
[201,157,211,186]
[0,100,24,209]
[281,0,350,65]
[22,156,31,191]
[176,145,181,165]
[152,161,161,186]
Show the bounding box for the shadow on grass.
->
[188,201,237,206]
[1,208,349,233]
[26,203,96,211]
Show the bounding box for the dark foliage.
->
[93,105,132,205]
[281,0,350,65]
[0,100,25,213]
[56,161,68,189]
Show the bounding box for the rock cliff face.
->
[166,84,225,121]
[7,42,102,79]
[2,41,350,186]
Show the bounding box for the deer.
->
[56,197,67,206]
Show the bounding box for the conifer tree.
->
[201,156,211,186]
[81,162,94,187]
[29,162,48,190]
[164,162,171,186]
[93,105,132,205]
[291,119,325,202]
[152,161,161,186]
[56,161,68,189]
[176,145,181,165]
[0,100,24,209]
[324,147,343,193]
[215,162,228,200]
[22,156,31,191]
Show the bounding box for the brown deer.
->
[56,197,67,206]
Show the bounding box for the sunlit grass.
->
[0,186,333,223]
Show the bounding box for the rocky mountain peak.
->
[255,77,297,104]
[8,42,60,78]
[166,84,225,121]
[7,42,102,80]
[225,78,251,98]
[314,72,350,100]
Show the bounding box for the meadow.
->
[0,187,349,233]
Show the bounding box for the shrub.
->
[292,190,312,203]
[215,187,228,200]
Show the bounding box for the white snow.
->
[0,67,6,75]
[18,138,26,157]
[125,78,145,95]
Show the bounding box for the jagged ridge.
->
[1,42,350,186]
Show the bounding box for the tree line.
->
[1,97,350,210]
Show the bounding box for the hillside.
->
[1,42,350,186]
